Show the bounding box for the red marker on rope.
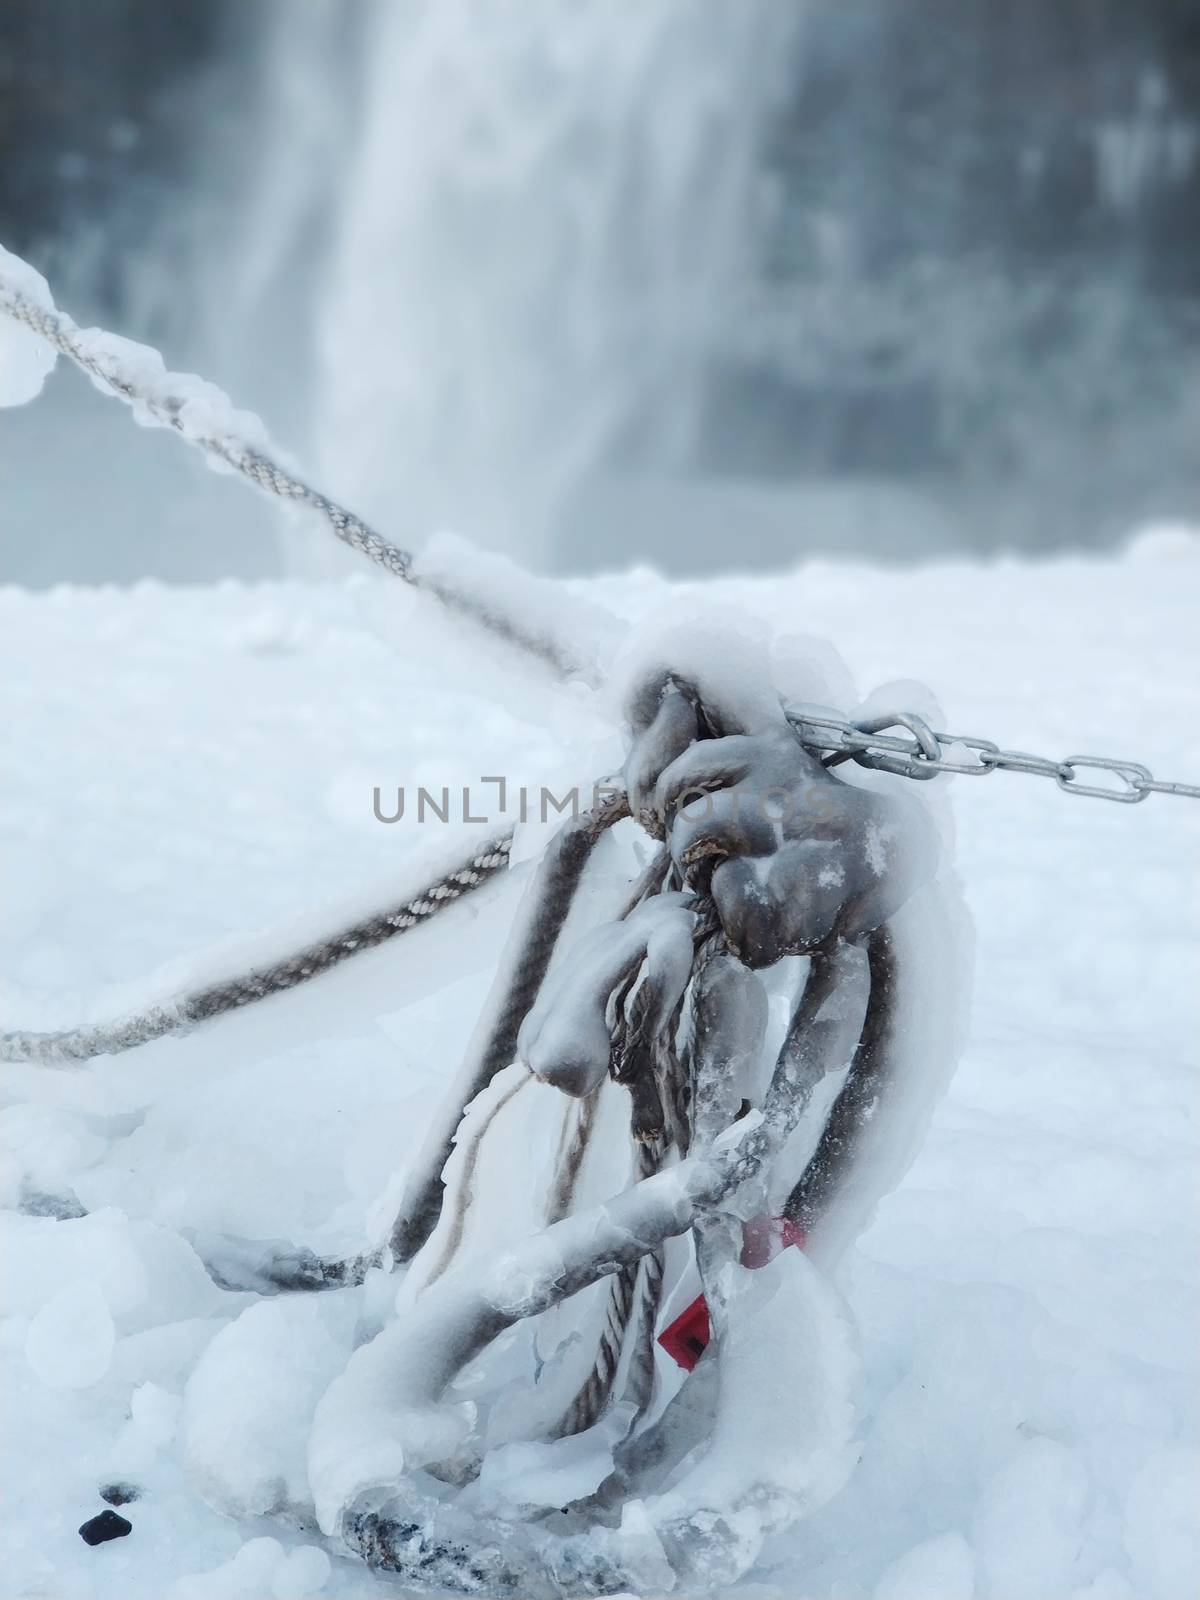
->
[657,1215,806,1372]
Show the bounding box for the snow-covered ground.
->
[1,529,1198,1599]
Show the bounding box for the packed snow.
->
[1,527,1198,1597]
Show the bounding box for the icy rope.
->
[309,942,867,1593]
[1,832,514,1067]
[4,251,1193,796]
[0,260,585,679]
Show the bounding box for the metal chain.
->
[786,708,1200,804]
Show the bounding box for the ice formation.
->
[274,615,969,1593]
[0,243,57,405]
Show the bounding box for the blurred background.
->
[1,0,1197,586]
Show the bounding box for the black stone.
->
[79,1509,132,1546]
[99,1483,140,1507]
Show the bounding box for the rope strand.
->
[0,276,579,677]
[1,832,514,1066]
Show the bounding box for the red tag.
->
[657,1293,711,1372]
[738,1213,806,1269]
[657,1218,806,1371]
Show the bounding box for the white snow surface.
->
[1,529,1198,1597]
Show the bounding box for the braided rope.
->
[551,857,690,1438]
[620,1240,665,1422]
[783,922,897,1232]
[0,278,580,677]
[388,791,629,1261]
[0,283,413,579]
[1,833,514,1066]
[419,1074,529,1289]
[0,267,612,1073]
[545,1092,601,1224]
[555,1135,665,1440]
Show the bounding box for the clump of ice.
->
[1123,1447,1200,1600]
[3,1208,227,1332]
[972,1437,1090,1599]
[72,327,273,463]
[0,243,58,405]
[475,1424,623,1510]
[414,530,623,684]
[25,1280,114,1388]
[606,601,783,734]
[106,1380,183,1480]
[183,1294,361,1520]
[650,1247,860,1581]
[0,1103,103,1209]
[872,1532,975,1599]
[0,240,277,468]
[167,1537,330,1600]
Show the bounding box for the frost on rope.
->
[0,243,57,404]
[0,242,273,455]
[1,822,516,1068]
[414,531,622,687]
[518,893,696,1097]
[69,324,275,463]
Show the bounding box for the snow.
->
[25,1282,115,1390]
[651,1248,861,1579]
[166,1536,331,1600]
[182,1294,362,1521]
[606,606,784,735]
[0,527,1198,1596]
[414,531,621,685]
[871,1532,975,1600]
[0,244,58,406]
[519,893,696,1096]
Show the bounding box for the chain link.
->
[785,707,1200,804]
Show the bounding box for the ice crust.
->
[0,243,58,404]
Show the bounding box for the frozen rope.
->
[201,1074,603,1304]
[555,1136,666,1440]
[388,788,631,1261]
[545,1093,602,1224]
[419,1073,530,1289]
[0,831,514,1066]
[551,853,684,1438]
[783,921,897,1233]
[0,275,579,678]
[322,943,869,1592]
[6,266,1196,786]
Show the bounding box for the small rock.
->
[99,1482,140,1507]
[79,1509,132,1546]
[18,1186,87,1220]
